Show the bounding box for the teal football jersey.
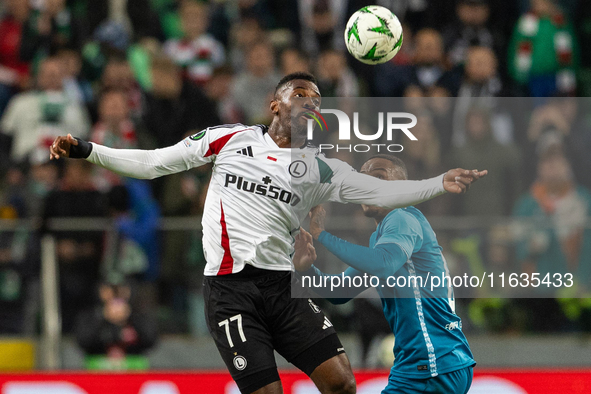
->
[370,207,475,378]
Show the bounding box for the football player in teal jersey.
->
[296,154,476,394]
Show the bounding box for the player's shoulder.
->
[181,124,263,157]
[382,207,423,231]
[207,123,258,133]
[403,206,428,222]
[190,123,261,141]
[308,151,356,184]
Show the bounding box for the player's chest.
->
[216,139,289,180]
[217,137,318,180]
[213,142,302,207]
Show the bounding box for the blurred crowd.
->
[0,0,590,360]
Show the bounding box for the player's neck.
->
[268,118,306,148]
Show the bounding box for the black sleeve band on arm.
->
[69,138,93,159]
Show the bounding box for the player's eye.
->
[295,93,303,97]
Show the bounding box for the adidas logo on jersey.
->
[236,146,254,157]
[322,317,333,330]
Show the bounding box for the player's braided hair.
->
[275,72,318,96]
[366,154,409,180]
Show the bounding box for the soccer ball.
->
[344,5,403,65]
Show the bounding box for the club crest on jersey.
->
[224,173,301,206]
[189,129,207,141]
[289,160,307,178]
[233,355,247,370]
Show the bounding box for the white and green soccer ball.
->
[344,5,403,65]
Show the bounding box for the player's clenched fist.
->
[443,169,488,194]
[49,134,93,160]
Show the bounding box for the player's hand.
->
[293,228,317,272]
[309,205,326,240]
[49,134,78,160]
[443,169,487,194]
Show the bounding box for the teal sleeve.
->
[375,210,423,258]
[318,231,409,278]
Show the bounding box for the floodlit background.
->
[0,0,590,393]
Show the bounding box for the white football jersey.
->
[87,123,446,276]
[177,124,358,275]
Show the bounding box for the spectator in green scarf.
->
[508,0,580,96]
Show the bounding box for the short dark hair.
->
[365,154,408,180]
[275,72,317,96]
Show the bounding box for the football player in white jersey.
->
[49,72,486,394]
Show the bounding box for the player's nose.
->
[302,100,318,112]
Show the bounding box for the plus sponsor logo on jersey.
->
[224,173,301,206]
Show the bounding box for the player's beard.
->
[290,113,309,145]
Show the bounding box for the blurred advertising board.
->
[0,370,590,393]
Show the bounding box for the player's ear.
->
[270,99,279,114]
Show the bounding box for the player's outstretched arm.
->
[49,134,193,180]
[49,134,88,160]
[295,229,366,304]
[338,168,487,209]
[309,207,408,278]
[443,168,488,194]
